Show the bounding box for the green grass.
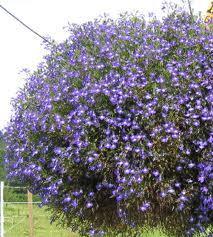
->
[140,229,172,237]
[3,203,172,237]
[4,203,212,237]
[3,204,173,237]
[4,203,78,237]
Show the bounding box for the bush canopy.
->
[5,8,212,237]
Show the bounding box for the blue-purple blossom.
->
[4,7,212,237]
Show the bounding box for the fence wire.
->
[1,184,76,237]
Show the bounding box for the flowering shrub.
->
[5,9,212,237]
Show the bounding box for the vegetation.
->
[0,131,5,181]
[0,132,34,202]
[4,204,77,237]
[4,5,212,237]
[4,204,212,237]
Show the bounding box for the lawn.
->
[4,203,212,237]
[3,203,169,237]
[3,203,173,237]
[4,203,77,237]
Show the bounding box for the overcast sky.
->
[0,0,210,130]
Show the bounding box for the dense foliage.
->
[0,131,5,181]
[5,9,212,237]
[0,132,31,202]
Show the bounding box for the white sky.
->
[0,0,210,130]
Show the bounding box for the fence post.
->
[27,190,34,237]
[0,181,4,237]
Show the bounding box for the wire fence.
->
[0,182,77,237]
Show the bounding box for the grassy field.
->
[4,203,78,237]
[3,204,172,237]
[4,203,212,237]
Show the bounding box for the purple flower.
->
[89,192,95,197]
[198,176,205,183]
[140,202,150,212]
[188,163,195,169]
[4,10,212,236]
[153,170,159,177]
[54,147,62,155]
[86,202,93,208]
[180,196,188,202]
[71,200,78,207]
[64,197,71,203]
[176,166,183,172]
[160,191,167,198]
[142,167,149,174]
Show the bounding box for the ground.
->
[4,203,77,237]
[4,203,212,236]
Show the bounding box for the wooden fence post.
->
[27,190,34,237]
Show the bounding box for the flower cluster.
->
[5,9,212,236]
